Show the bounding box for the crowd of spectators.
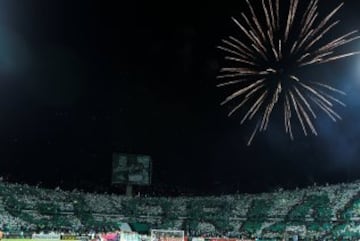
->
[0,181,360,239]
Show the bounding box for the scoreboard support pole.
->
[126,184,133,197]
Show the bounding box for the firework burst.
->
[218,0,360,145]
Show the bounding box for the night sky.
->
[0,0,360,194]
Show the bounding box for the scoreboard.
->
[112,153,152,185]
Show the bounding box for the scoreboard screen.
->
[112,153,152,185]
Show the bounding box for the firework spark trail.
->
[249,31,268,56]
[262,0,273,38]
[306,12,319,37]
[220,40,253,60]
[304,21,340,52]
[275,0,279,30]
[249,91,268,120]
[233,15,267,58]
[218,67,266,78]
[228,84,266,116]
[289,75,300,82]
[218,0,360,144]
[261,82,282,131]
[225,55,258,66]
[298,82,333,107]
[217,46,253,63]
[316,31,358,53]
[284,0,299,43]
[268,0,276,31]
[228,98,250,117]
[298,4,319,51]
[251,43,269,60]
[293,86,316,118]
[241,90,268,124]
[310,96,341,122]
[296,29,315,53]
[229,36,257,57]
[284,0,294,42]
[278,39,282,59]
[290,41,298,54]
[311,81,346,95]
[284,99,288,133]
[298,53,310,63]
[289,90,308,136]
[217,72,251,79]
[309,36,360,64]
[231,17,258,49]
[299,5,336,52]
[301,1,319,39]
[285,94,294,140]
[290,0,299,32]
[225,56,259,66]
[318,51,360,64]
[298,51,334,66]
[220,67,272,75]
[310,3,344,40]
[241,13,265,46]
[216,79,250,87]
[301,0,317,27]
[246,84,266,99]
[299,58,321,67]
[268,30,279,60]
[292,90,318,135]
[231,85,266,117]
[340,36,360,47]
[220,79,265,105]
[247,121,261,146]
[318,90,346,107]
[246,0,266,41]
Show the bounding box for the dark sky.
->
[0,0,359,194]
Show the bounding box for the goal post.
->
[151,229,185,241]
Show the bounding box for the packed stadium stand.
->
[1,181,360,239]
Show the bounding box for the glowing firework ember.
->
[218,0,360,145]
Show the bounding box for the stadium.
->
[1,180,360,240]
[0,0,360,241]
